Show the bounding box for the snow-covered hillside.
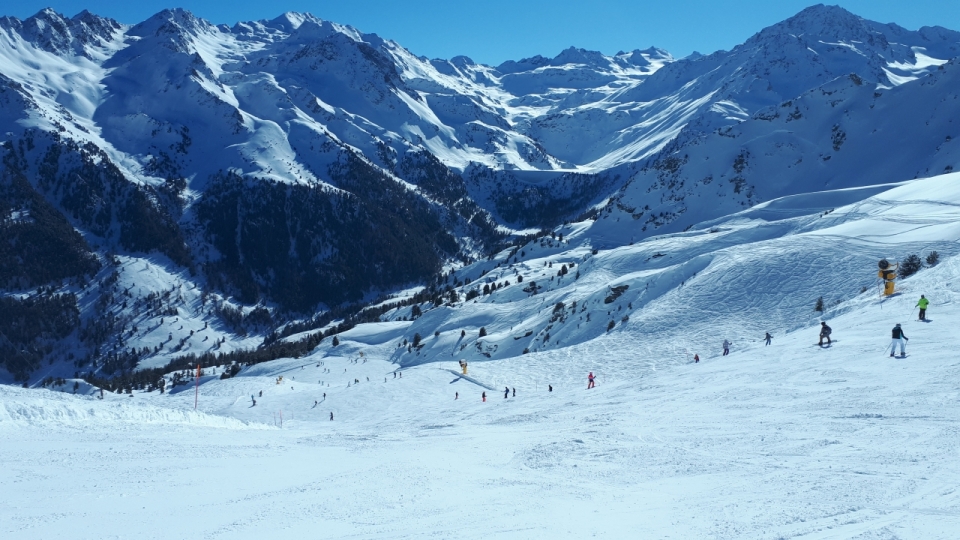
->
[2,4,960,390]
[5,171,960,538]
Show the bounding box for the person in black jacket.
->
[890,323,908,358]
[819,322,832,346]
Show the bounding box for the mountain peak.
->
[264,12,312,32]
[551,46,608,67]
[130,8,212,38]
[748,4,876,44]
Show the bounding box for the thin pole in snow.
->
[194,363,200,410]
[280,410,283,428]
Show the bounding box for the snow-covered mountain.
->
[2,5,960,384]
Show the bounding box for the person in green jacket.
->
[916,295,929,321]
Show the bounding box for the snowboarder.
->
[890,323,909,357]
[512,387,516,397]
[722,340,731,356]
[764,332,772,346]
[482,392,486,402]
[258,390,262,397]
[587,372,596,389]
[694,354,699,363]
[916,295,929,321]
[455,392,458,400]
[504,386,510,399]
[323,393,326,400]
[330,412,334,421]
[548,384,553,392]
[251,395,256,406]
[819,322,832,346]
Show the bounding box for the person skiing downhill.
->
[819,322,832,346]
[504,386,510,399]
[587,372,596,389]
[916,295,929,321]
[764,332,772,346]
[482,392,487,402]
[722,340,731,356]
[890,323,909,357]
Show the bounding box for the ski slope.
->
[5,172,960,538]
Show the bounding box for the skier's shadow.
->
[449,376,463,384]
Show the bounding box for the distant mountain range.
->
[1,4,959,382]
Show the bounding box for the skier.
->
[890,323,909,358]
[258,390,262,397]
[330,412,334,421]
[694,354,699,363]
[587,372,596,389]
[916,295,929,321]
[548,385,553,392]
[251,395,256,406]
[504,386,509,399]
[722,340,731,356]
[764,332,772,346]
[323,392,326,400]
[482,392,486,402]
[819,322,832,346]
[455,392,458,400]
[512,387,516,397]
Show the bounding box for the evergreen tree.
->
[900,254,923,278]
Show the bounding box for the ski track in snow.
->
[5,174,960,538]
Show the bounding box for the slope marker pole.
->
[194,363,200,410]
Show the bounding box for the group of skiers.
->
[709,294,929,360]
[321,295,933,410]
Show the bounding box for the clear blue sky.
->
[8,1,960,65]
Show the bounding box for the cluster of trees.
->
[197,158,459,312]
[0,151,100,288]
[83,320,354,392]
[14,131,191,267]
[471,167,615,228]
[899,251,939,278]
[0,293,79,381]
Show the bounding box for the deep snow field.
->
[5,174,960,539]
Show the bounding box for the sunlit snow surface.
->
[5,173,960,538]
